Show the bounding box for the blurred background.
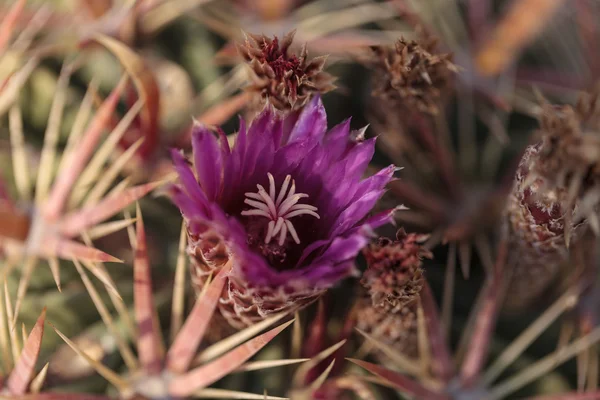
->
[1,0,600,399]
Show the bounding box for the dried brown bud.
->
[356,229,431,359]
[503,88,600,309]
[368,37,457,114]
[505,144,584,309]
[356,297,420,358]
[237,30,336,111]
[534,91,600,195]
[360,229,430,313]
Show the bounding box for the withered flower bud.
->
[361,229,430,313]
[534,91,600,194]
[505,145,582,308]
[356,229,431,359]
[237,30,336,112]
[368,37,457,115]
[504,87,600,309]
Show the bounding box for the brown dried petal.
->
[360,230,430,313]
[534,91,600,196]
[238,31,336,111]
[355,296,420,359]
[366,37,456,115]
[504,145,585,309]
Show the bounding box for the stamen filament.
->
[279,194,309,216]
[278,223,288,246]
[245,192,264,201]
[268,173,276,201]
[284,210,320,219]
[285,220,300,244]
[241,209,271,218]
[244,199,271,213]
[265,220,276,243]
[257,185,277,218]
[276,175,291,207]
[288,204,318,212]
[273,217,285,237]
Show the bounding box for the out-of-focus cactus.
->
[0,279,48,397]
[0,67,161,331]
[363,31,516,321]
[199,0,398,62]
[44,207,296,399]
[349,229,600,400]
[2,1,600,399]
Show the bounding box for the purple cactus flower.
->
[170,96,395,327]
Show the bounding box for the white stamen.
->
[257,185,277,217]
[278,223,288,246]
[243,173,320,245]
[278,193,309,216]
[275,175,291,206]
[273,217,285,237]
[268,173,276,201]
[289,204,318,212]
[284,209,320,219]
[265,220,276,243]
[244,199,270,213]
[245,192,263,201]
[285,219,300,244]
[240,209,271,218]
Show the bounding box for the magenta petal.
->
[170,187,210,229]
[170,149,209,206]
[192,126,223,201]
[273,139,319,173]
[242,110,280,183]
[332,166,395,221]
[349,165,395,205]
[361,209,397,231]
[308,260,357,285]
[313,234,368,266]
[330,189,386,237]
[296,238,331,267]
[286,96,327,144]
[222,118,247,205]
[343,137,377,181]
[232,117,248,171]
[270,113,285,147]
[247,105,277,142]
[323,118,352,160]
[315,160,353,216]
[216,127,231,155]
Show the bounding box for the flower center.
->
[241,173,320,246]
